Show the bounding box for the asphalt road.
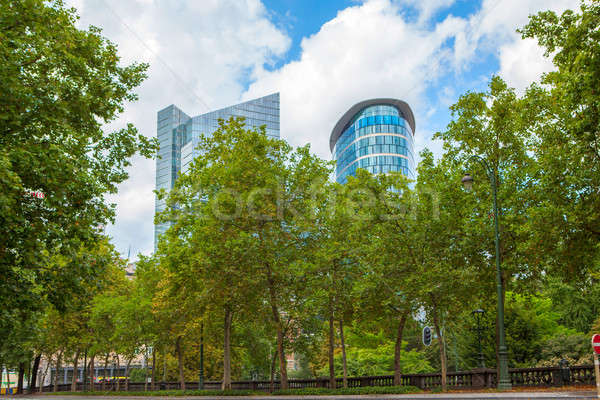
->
[7,392,598,400]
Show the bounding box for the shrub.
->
[47,385,421,396]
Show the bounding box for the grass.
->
[45,385,422,396]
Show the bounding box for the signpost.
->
[592,334,600,399]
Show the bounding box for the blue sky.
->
[68,0,578,258]
[263,0,479,65]
[262,0,355,66]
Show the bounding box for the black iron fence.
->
[40,364,595,393]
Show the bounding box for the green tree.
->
[157,117,331,389]
[434,76,542,383]
[517,0,600,286]
[412,151,484,390]
[310,181,362,388]
[343,168,420,386]
[0,0,157,363]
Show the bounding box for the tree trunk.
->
[393,311,409,386]
[82,351,87,391]
[115,355,120,392]
[151,349,156,391]
[338,319,348,388]
[275,316,289,389]
[144,347,148,392]
[40,356,51,393]
[16,362,24,394]
[268,276,288,390]
[269,345,277,393]
[30,354,41,393]
[162,347,167,382]
[222,308,233,390]
[328,311,335,389]
[432,302,446,391]
[125,359,132,392]
[89,355,95,392]
[71,351,80,392]
[102,353,109,391]
[54,351,62,392]
[176,336,185,390]
[27,359,31,389]
[6,364,11,391]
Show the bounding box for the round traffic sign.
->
[592,334,600,355]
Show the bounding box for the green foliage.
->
[537,334,593,366]
[319,342,434,376]
[516,0,600,284]
[47,385,422,396]
[591,317,600,335]
[504,292,576,367]
[155,117,333,387]
[275,386,421,395]
[312,327,434,377]
[46,390,266,396]
[0,0,156,373]
[10,1,600,389]
[449,290,594,370]
[543,278,600,334]
[127,368,148,383]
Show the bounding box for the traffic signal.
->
[423,326,432,346]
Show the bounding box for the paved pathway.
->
[9,392,598,400]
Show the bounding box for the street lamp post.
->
[192,323,205,390]
[199,322,204,390]
[462,155,511,390]
[472,309,486,368]
[83,349,87,391]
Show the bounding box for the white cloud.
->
[397,0,456,25]
[64,0,581,259]
[66,0,290,257]
[244,0,579,162]
[498,38,555,93]
[457,0,577,85]
[244,0,461,160]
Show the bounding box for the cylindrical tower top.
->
[330,99,416,184]
[330,98,416,152]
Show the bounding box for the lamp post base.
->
[497,380,512,390]
[497,347,512,390]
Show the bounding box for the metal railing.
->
[40,364,595,392]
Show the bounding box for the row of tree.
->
[147,0,600,390]
[0,0,156,393]
[1,0,599,394]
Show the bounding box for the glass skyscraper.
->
[330,99,416,184]
[154,93,280,248]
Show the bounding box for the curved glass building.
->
[330,99,416,184]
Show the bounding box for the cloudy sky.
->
[66,0,578,260]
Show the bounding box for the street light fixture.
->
[472,309,486,368]
[461,155,511,390]
[461,173,474,191]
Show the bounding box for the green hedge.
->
[47,385,421,396]
[47,390,262,396]
[276,386,421,395]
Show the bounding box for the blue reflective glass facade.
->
[155,93,280,249]
[331,101,415,184]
